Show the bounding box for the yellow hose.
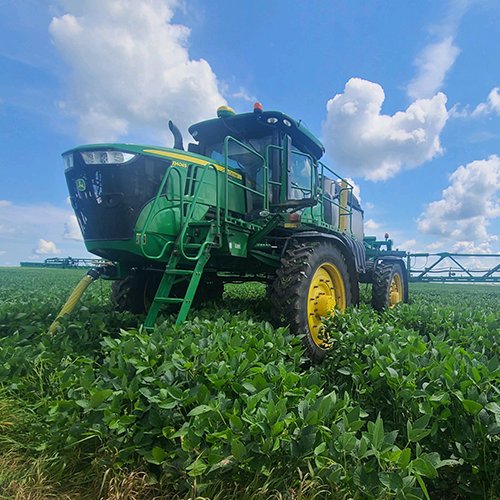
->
[48,275,95,334]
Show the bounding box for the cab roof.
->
[188,110,325,161]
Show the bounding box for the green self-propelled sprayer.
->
[56,102,407,362]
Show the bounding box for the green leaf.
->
[172,426,189,438]
[379,471,404,490]
[149,409,162,428]
[357,436,369,458]
[152,447,166,463]
[298,427,317,455]
[415,472,431,500]
[411,458,438,479]
[267,398,276,423]
[103,336,118,348]
[187,460,207,477]
[488,424,500,436]
[314,442,327,456]
[462,399,482,414]
[488,356,499,372]
[399,448,411,468]
[429,391,449,403]
[253,373,267,392]
[371,415,384,450]
[188,404,212,416]
[162,426,175,438]
[90,389,113,409]
[271,420,284,437]
[318,394,334,420]
[80,368,94,390]
[122,338,136,355]
[229,414,243,432]
[231,440,247,462]
[485,402,500,415]
[347,406,361,424]
[409,428,431,443]
[413,414,431,430]
[298,400,309,420]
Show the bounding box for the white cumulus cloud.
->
[63,215,83,241]
[418,155,500,249]
[34,239,61,255]
[406,0,473,101]
[451,241,493,254]
[472,87,500,117]
[49,0,227,144]
[425,241,444,251]
[365,219,380,230]
[400,239,417,251]
[345,177,361,202]
[322,78,448,181]
[407,37,460,100]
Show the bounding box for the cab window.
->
[289,147,313,200]
[203,135,273,190]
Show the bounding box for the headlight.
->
[80,150,137,165]
[63,153,74,170]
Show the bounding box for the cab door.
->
[278,134,317,207]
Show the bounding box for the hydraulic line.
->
[48,266,107,334]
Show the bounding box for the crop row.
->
[0,268,500,499]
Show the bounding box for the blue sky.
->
[1,0,500,265]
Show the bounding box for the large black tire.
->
[371,261,408,311]
[111,272,224,314]
[111,273,161,314]
[270,241,352,363]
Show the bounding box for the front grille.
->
[65,152,172,241]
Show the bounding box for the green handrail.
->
[318,161,354,234]
[178,162,221,261]
[139,166,183,260]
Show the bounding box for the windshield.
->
[203,135,273,189]
[204,136,272,168]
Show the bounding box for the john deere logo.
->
[76,178,86,192]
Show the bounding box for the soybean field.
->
[1,267,500,500]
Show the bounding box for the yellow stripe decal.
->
[142,149,242,180]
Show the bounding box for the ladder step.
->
[163,269,193,275]
[187,221,215,227]
[154,297,184,304]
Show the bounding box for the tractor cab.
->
[188,104,325,210]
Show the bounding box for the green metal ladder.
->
[141,161,223,331]
[143,220,218,331]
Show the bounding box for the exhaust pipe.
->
[168,120,184,151]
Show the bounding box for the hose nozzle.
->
[48,266,108,335]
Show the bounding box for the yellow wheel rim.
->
[307,263,346,349]
[389,273,403,308]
